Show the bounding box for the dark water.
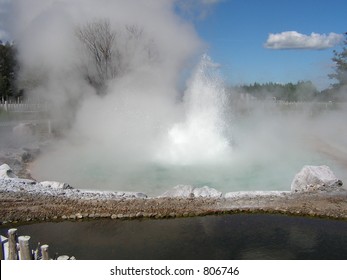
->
[1,214,347,260]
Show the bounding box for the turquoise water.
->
[31,139,338,196]
[30,107,347,196]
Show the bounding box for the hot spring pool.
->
[30,134,347,196]
[29,56,347,196]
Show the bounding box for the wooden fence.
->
[1,99,344,114]
[0,99,49,113]
[1,228,75,260]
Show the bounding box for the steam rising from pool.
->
[31,54,239,195]
[30,52,347,196]
[5,1,347,195]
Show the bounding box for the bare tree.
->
[76,19,159,95]
[125,24,158,63]
[76,19,118,94]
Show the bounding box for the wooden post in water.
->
[41,245,49,260]
[32,245,39,260]
[8,228,18,260]
[0,235,5,260]
[18,236,32,260]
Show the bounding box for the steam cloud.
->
[264,31,343,50]
[3,0,218,193]
[9,0,201,103]
[1,1,347,196]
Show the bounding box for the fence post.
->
[8,228,18,260]
[0,235,5,260]
[47,119,52,135]
[18,236,32,260]
[32,245,39,260]
[41,244,49,260]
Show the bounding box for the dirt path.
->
[1,188,347,225]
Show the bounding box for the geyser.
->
[30,52,345,196]
[155,54,232,165]
[30,54,237,195]
[5,0,346,196]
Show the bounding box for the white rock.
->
[160,185,194,197]
[132,192,148,198]
[40,181,72,190]
[159,185,222,198]
[291,165,343,193]
[224,191,289,199]
[193,186,222,198]
[0,164,17,179]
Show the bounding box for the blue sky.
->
[0,0,345,90]
[188,0,346,89]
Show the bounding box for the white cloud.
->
[264,31,343,50]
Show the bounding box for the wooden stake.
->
[18,236,32,260]
[8,228,18,260]
[0,235,5,260]
[41,245,49,260]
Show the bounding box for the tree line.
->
[234,80,321,102]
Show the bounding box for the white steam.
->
[6,0,233,194]
[9,0,201,113]
[2,1,347,196]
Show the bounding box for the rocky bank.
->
[1,162,347,225]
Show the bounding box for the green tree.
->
[0,41,18,99]
[237,81,318,102]
[328,33,347,90]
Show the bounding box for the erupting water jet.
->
[155,54,233,165]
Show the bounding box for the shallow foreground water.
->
[2,214,347,260]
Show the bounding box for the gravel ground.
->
[1,180,347,225]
